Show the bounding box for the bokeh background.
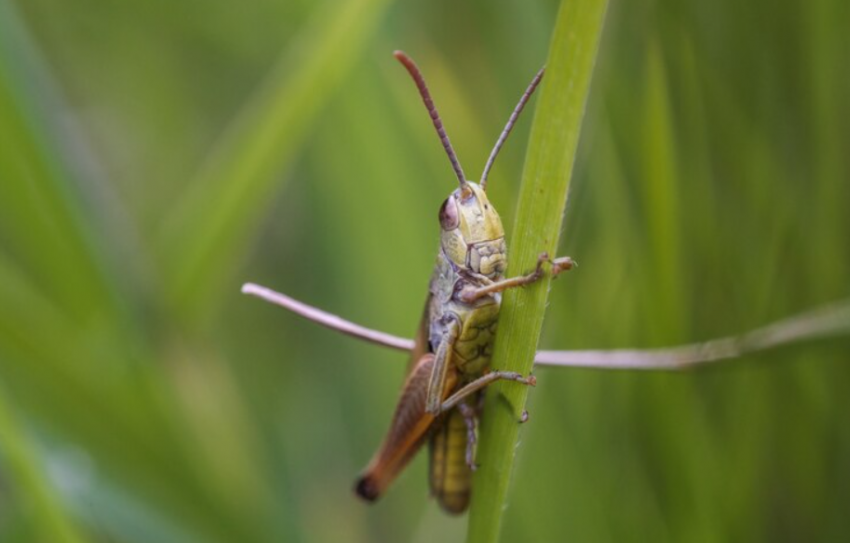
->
[1,0,849,541]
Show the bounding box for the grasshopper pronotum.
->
[243,51,850,514]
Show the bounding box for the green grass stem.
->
[466,1,610,541]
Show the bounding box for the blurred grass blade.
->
[467,0,609,541]
[0,389,87,543]
[0,2,116,322]
[640,41,685,340]
[160,0,394,321]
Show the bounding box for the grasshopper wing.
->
[355,353,458,502]
[408,294,433,371]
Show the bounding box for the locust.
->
[242,51,850,514]
[344,52,578,514]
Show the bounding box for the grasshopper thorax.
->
[439,182,506,278]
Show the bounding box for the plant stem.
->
[466,1,609,541]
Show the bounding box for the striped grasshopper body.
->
[352,53,570,514]
[357,183,518,513]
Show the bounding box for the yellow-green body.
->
[429,407,473,513]
[428,182,507,382]
[425,181,507,512]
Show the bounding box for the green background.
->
[1,0,848,541]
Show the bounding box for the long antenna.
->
[242,282,850,371]
[480,67,545,190]
[394,51,467,190]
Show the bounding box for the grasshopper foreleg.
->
[460,252,575,303]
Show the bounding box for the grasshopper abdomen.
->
[429,408,473,514]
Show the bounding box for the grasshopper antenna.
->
[242,282,850,371]
[535,298,850,370]
[394,50,468,192]
[242,283,415,352]
[480,67,545,190]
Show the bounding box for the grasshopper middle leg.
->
[439,370,537,414]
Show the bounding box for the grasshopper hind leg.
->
[457,401,479,471]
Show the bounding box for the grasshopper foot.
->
[551,256,576,276]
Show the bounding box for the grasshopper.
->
[242,51,850,514]
[344,51,576,514]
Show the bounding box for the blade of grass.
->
[639,40,685,341]
[0,388,88,543]
[467,1,609,541]
[0,252,259,543]
[159,0,394,322]
[0,2,117,322]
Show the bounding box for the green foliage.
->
[1,0,848,541]
[160,0,394,320]
[0,390,86,543]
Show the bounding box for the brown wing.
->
[407,293,433,371]
[354,352,458,503]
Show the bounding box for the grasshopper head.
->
[393,51,542,280]
[439,182,507,278]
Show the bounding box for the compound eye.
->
[439,196,459,231]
